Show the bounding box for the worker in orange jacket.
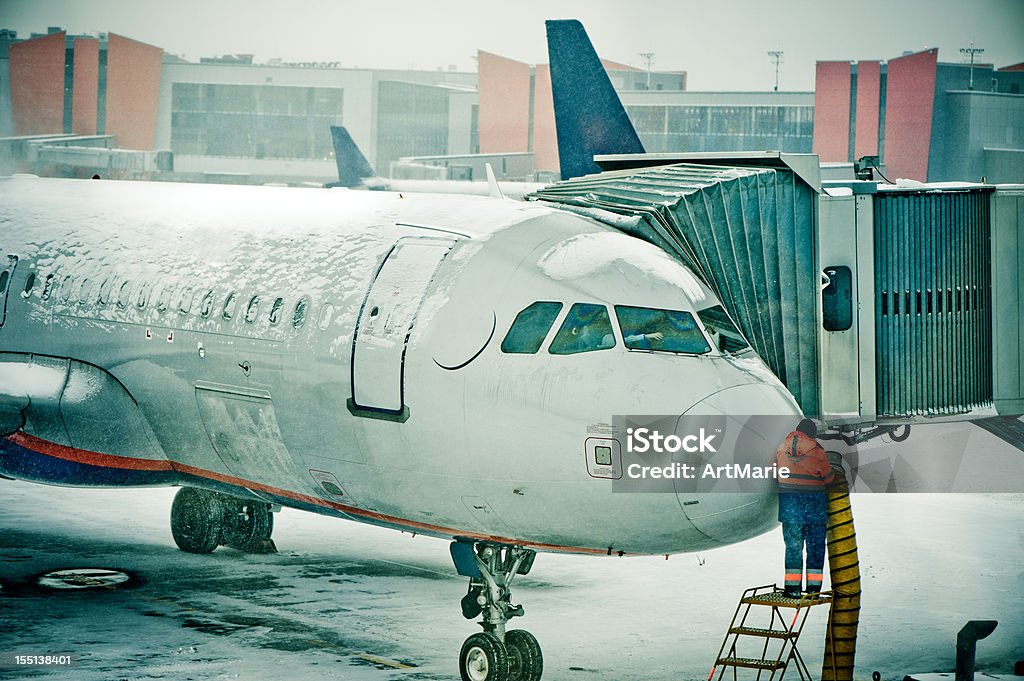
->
[775,418,835,597]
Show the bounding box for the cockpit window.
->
[549,303,615,355]
[615,305,710,355]
[501,301,562,354]
[697,304,751,353]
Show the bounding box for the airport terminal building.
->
[0,27,1021,184]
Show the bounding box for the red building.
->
[477,50,685,174]
[7,28,163,149]
[813,49,1024,182]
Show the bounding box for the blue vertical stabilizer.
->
[331,125,377,187]
[545,19,645,180]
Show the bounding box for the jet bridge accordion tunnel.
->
[528,155,1024,425]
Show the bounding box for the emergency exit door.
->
[351,236,456,414]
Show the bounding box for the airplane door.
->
[351,236,456,415]
[0,255,18,329]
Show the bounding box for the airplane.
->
[0,173,802,681]
[328,125,548,199]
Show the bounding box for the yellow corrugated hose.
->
[822,469,860,681]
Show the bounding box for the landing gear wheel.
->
[505,629,543,681]
[460,632,510,681]
[221,498,276,553]
[170,487,223,554]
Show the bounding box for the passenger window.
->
[549,303,615,355]
[199,290,214,318]
[501,301,563,354]
[178,287,194,314]
[696,305,750,353]
[222,292,238,320]
[615,305,710,355]
[42,274,54,301]
[73,278,89,304]
[293,297,309,329]
[154,285,170,312]
[98,278,111,305]
[268,297,284,325]
[59,275,73,302]
[245,295,260,323]
[318,303,335,330]
[0,270,8,294]
[21,272,36,298]
[136,282,151,309]
[117,280,132,308]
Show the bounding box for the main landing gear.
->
[170,486,277,554]
[451,541,542,681]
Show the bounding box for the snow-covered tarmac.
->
[1,426,1021,680]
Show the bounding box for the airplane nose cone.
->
[673,383,800,544]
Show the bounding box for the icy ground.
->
[0,428,1021,681]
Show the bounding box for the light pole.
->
[767,50,784,92]
[638,52,654,90]
[960,42,985,91]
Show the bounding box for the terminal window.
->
[171,83,343,160]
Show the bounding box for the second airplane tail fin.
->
[545,19,645,180]
[331,125,377,187]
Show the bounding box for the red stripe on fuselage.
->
[4,432,609,556]
[9,431,175,471]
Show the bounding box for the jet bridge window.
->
[501,301,563,354]
[821,266,853,332]
[696,305,751,353]
[615,305,710,355]
[549,303,616,355]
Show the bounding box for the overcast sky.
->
[2,0,1022,91]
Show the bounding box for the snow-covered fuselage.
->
[0,176,800,555]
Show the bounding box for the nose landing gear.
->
[451,541,542,681]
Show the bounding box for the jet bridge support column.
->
[817,186,876,425]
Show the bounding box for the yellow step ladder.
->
[709,584,833,681]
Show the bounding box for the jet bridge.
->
[528,153,1024,428]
